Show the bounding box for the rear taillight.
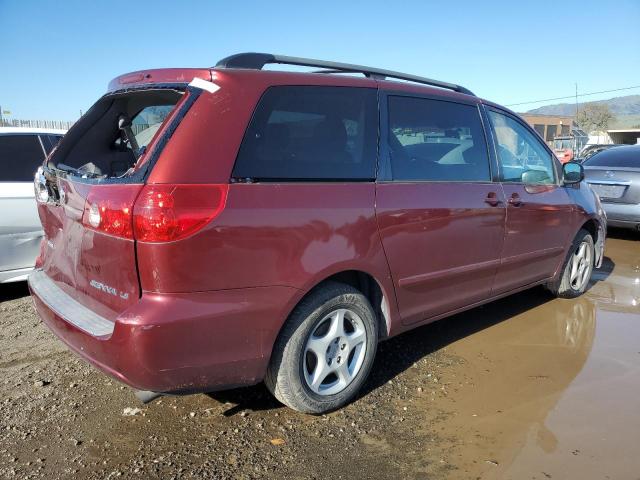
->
[133,184,228,242]
[34,167,49,203]
[82,185,143,239]
[82,184,228,242]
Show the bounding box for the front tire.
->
[547,229,595,298]
[265,282,378,414]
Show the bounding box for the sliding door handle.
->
[484,192,502,207]
[508,193,523,207]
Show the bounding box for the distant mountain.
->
[525,94,640,128]
[526,94,640,116]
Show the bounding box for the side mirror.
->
[563,162,584,185]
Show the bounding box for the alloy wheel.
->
[569,241,592,290]
[303,308,367,396]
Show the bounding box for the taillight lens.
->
[34,167,49,203]
[82,185,143,239]
[133,184,228,242]
[81,183,228,242]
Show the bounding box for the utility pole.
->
[575,83,579,121]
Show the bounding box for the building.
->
[519,113,590,159]
[519,114,574,145]
[607,129,640,145]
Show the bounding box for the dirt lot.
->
[1,230,639,480]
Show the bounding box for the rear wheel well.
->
[581,219,599,240]
[306,271,390,340]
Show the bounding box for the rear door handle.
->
[484,192,502,207]
[508,193,523,207]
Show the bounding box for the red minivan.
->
[29,53,606,413]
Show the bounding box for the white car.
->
[0,127,66,283]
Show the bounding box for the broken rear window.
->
[50,89,183,179]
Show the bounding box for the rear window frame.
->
[47,83,197,185]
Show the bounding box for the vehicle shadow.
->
[0,281,30,302]
[607,227,639,241]
[207,287,557,414]
[208,385,282,415]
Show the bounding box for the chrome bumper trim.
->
[28,269,115,337]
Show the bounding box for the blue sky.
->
[1,0,639,120]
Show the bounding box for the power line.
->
[505,85,640,107]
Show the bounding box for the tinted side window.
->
[488,110,556,185]
[234,86,377,180]
[0,134,46,182]
[387,96,491,182]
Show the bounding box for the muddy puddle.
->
[422,230,640,479]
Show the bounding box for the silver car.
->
[0,127,65,283]
[584,144,640,231]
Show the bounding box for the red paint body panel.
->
[376,182,506,325]
[37,179,141,317]
[107,68,213,92]
[30,64,607,397]
[375,79,480,104]
[136,183,394,294]
[492,184,575,294]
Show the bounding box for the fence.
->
[0,118,154,136]
[0,118,75,130]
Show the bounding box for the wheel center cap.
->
[326,338,342,363]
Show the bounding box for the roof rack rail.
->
[214,53,475,96]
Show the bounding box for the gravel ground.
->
[0,281,468,480]
[4,230,636,480]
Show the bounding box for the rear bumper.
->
[606,219,640,230]
[28,270,300,393]
[601,202,639,228]
[0,266,34,283]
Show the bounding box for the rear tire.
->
[547,229,594,298]
[265,282,378,414]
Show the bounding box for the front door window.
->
[488,110,556,185]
